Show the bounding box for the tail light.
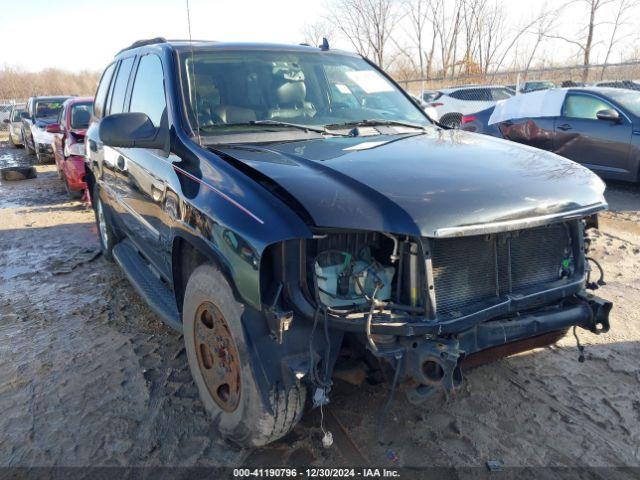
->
[461,115,477,124]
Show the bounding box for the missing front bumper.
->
[401,294,611,404]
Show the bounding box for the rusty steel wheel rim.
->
[194,302,241,412]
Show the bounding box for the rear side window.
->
[563,94,612,120]
[108,57,135,115]
[71,103,93,129]
[94,63,116,119]
[129,54,166,127]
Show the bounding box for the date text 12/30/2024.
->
[233,469,401,478]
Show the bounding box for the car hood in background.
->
[212,129,607,238]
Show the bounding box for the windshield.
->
[607,89,640,116]
[70,102,93,129]
[35,99,66,118]
[180,50,429,134]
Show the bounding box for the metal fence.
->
[398,60,640,95]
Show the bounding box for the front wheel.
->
[23,129,35,155]
[183,263,306,447]
[93,183,119,260]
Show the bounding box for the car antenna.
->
[186,0,202,146]
[320,37,330,51]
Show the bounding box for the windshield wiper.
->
[325,119,428,131]
[200,120,348,136]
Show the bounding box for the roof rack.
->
[117,37,167,55]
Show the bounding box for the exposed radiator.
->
[431,222,575,319]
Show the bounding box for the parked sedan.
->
[461,87,640,182]
[427,85,514,128]
[49,97,93,198]
[3,103,26,147]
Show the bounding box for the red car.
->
[48,97,93,199]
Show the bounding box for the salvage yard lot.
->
[0,136,639,469]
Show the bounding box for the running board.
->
[112,240,182,333]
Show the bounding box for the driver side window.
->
[563,94,613,120]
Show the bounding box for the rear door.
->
[553,92,632,179]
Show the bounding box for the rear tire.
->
[64,173,83,199]
[93,183,119,261]
[440,113,462,129]
[183,263,306,447]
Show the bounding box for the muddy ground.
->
[0,136,639,471]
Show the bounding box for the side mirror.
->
[596,109,620,122]
[45,123,62,133]
[2,119,9,124]
[99,112,167,150]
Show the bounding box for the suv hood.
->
[212,128,607,237]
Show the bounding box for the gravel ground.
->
[0,136,638,470]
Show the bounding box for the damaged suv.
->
[86,38,612,447]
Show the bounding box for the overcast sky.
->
[3,0,635,73]
[3,0,325,71]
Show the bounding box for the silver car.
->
[3,103,26,147]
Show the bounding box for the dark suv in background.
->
[86,38,612,447]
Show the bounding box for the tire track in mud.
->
[502,364,639,464]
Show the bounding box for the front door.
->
[554,92,632,180]
[116,53,173,280]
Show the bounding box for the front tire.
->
[23,129,35,155]
[183,263,306,447]
[35,144,46,164]
[93,183,119,260]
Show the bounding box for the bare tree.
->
[302,20,336,47]
[544,0,616,81]
[600,0,639,78]
[326,0,402,69]
[522,4,564,76]
[429,0,463,78]
[405,0,437,80]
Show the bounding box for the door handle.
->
[116,155,126,170]
[557,124,572,131]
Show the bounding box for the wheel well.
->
[172,237,208,314]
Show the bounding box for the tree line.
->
[0,67,101,101]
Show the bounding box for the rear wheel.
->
[183,263,306,447]
[440,113,462,129]
[63,172,83,199]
